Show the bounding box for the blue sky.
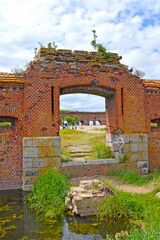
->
[0,0,160,111]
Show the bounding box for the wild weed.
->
[28,169,70,219]
[98,188,160,239]
[93,144,115,159]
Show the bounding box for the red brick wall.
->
[61,160,136,177]
[143,82,160,170]
[24,50,146,137]
[61,164,118,177]
[0,79,24,190]
[1,50,160,190]
[60,111,106,125]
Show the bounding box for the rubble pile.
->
[65,180,113,217]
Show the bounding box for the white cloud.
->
[60,94,105,112]
[0,0,160,110]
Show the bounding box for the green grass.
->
[102,169,160,239]
[61,151,72,162]
[0,122,11,126]
[28,169,70,219]
[107,169,148,186]
[92,127,106,131]
[60,128,106,160]
[107,168,160,186]
[93,144,114,159]
[98,186,160,239]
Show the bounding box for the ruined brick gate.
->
[0,48,160,190]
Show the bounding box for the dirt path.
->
[77,125,106,134]
[69,176,155,194]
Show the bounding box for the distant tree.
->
[73,115,79,124]
[63,115,79,126]
[133,69,145,78]
[64,116,74,126]
[38,42,45,48]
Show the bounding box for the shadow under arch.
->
[60,85,115,97]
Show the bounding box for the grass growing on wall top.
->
[28,169,70,219]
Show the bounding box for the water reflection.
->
[0,190,130,240]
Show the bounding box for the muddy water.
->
[0,190,130,240]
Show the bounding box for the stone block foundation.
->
[22,136,61,191]
[106,133,149,174]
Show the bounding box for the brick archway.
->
[60,85,114,127]
[1,48,160,190]
[21,48,148,187]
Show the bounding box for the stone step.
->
[69,153,91,157]
[69,151,91,154]
[69,149,91,153]
[73,157,86,161]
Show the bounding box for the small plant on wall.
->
[34,41,58,59]
[93,144,115,159]
[119,154,128,163]
[91,30,110,58]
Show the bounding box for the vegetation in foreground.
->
[99,186,160,240]
[107,168,160,186]
[100,169,160,239]
[28,169,70,219]
[27,167,160,239]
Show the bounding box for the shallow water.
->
[0,190,130,239]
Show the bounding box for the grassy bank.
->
[99,169,160,239]
[107,168,160,186]
[28,169,70,219]
[99,187,160,239]
[27,167,160,239]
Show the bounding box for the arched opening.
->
[89,121,94,126]
[96,120,101,125]
[60,93,106,127]
[0,116,22,189]
[79,121,83,126]
[0,116,15,130]
[151,118,160,132]
[59,91,113,162]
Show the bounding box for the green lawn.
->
[60,129,106,161]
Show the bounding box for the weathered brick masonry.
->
[143,80,160,170]
[0,48,160,190]
[0,73,24,190]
